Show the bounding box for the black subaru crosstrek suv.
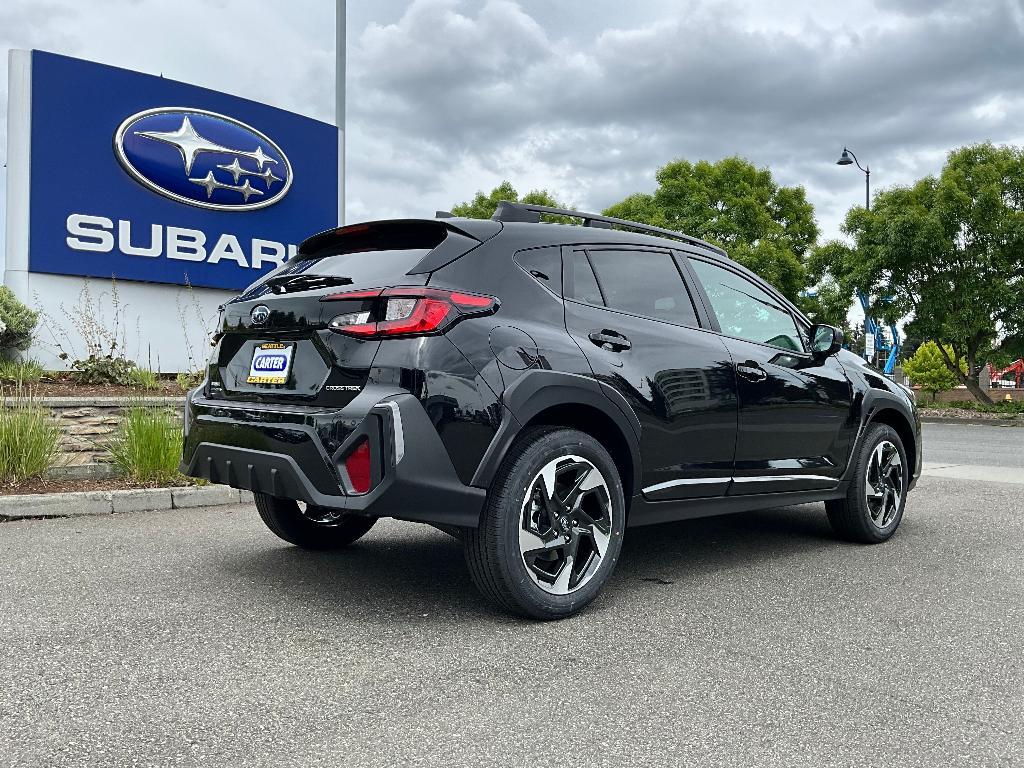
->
[182,201,921,619]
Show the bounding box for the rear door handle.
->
[588,330,631,352]
[736,361,767,382]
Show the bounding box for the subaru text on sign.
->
[25,51,338,291]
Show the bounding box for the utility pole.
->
[336,0,346,226]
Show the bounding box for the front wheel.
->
[254,493,376,550]
[464,427,626,620]
[826,424,909,543]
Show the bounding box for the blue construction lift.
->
[858,290,900,376]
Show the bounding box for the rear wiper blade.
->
[265,274,353,294]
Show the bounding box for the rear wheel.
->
[826,424,908,543]
[254,493,376,550]
[464,427,626,620]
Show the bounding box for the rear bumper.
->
[180,387,486,528]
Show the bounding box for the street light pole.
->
[836,146,870,210]
[336,0,346,226]
[836,146,875,364]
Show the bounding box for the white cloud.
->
[3,0,1023,251]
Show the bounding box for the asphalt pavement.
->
[922,420,1024,469]
[1,423,1022,767]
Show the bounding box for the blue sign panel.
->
[28,51,338,290]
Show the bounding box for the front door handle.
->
[736,361,767,383]
[589,330,631,352]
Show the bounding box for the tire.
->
[464,427,626,620]
[254,492,376,550]
[826,424,909,543]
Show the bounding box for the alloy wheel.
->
[865,440,903,529]
[518,455,613,595]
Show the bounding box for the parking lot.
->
[1,422,1021,767]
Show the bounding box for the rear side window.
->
[568,251,604,306]
[584,249,699,326]
[514,246,562,295]
[689,258,804,351]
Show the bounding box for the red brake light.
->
[449,292,494,308]
[343,438,372,494]
[321,287,383,301]
[324,286,497,339]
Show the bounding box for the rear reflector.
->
[322,286,498,339]
[343,439,373,494]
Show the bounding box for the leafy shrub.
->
[0,287,39,352]
[72,355,137,386]
[128,367,160,390]
[106,405,182,483]
[0,358,45,385]
[903,341,964,400]
[0,394,61,483]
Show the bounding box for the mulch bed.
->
[918,407,1022,421]
[1,379,184,398]
[0,476,197,496]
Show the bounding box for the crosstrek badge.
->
[247,342,295,384]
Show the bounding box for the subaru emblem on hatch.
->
[250,305,270,325]
[114,107,293,211]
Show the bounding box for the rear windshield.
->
[295,248,432,281]
[236,221,447,300]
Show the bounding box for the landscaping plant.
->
[176,370,204,392]
[903,341,964,401]
[106,405,183,483]
[128,367,160,391]
[73,355,137,386]
[0,391,61,483]
[0,358,45,385]
[0,287,39,353]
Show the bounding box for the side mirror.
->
[809,324,843,358]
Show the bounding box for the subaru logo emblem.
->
[114,107,293,211]
[250,305,270,325]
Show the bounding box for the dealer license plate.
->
[246,342,295,385]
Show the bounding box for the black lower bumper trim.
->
[182,392,487,529]
[183,443,345,509]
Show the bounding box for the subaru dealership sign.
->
[21,50,337,291]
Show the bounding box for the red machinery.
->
[990,359,1024,388]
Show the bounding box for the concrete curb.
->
[3,396,183,407]
[920,416,1023,428]
[0,485,254,520]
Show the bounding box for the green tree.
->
[0,286,39,353]
[903,341,964,400]
[809,143,1024,404]
[603,157,819,303]
[451,181,569,222]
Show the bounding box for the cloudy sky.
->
[2,0,1023,249]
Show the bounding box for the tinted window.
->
[586,249,698,326]
[689,258,803,351]
[568,251,604,306]
[237,249,431,301]
[514,246,562,294]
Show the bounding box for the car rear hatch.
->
[206,219,492,407]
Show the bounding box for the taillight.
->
[342,438,372,494]
[321,286,498,338]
